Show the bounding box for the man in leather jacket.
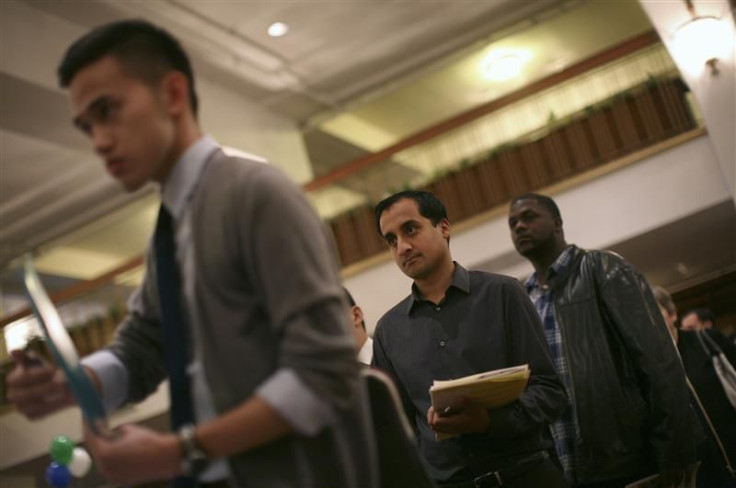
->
[508,193,700,488]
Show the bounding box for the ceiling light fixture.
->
[671,0,731,75]
[481,49,532,82]
[267,22,289,38]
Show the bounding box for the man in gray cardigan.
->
[7,20,373,488]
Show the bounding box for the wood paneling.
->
[329,77,695,267]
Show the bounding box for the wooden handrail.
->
[303,30,660,192]
[0,255,144,329]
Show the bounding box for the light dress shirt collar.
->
[160,135,219,220]
[407,262,471,314]
[358,337,373,365]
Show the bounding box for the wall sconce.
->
[672,1,732,75]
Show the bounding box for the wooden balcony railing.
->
[328,76,696,267]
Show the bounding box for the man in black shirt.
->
[372,190,567,487]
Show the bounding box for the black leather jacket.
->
[548,246,700,484]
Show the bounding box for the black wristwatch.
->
[177,424,209,477]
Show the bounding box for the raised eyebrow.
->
[72,96,110,128]
[400,219,420,231]
[73,116,91,133]
[511,209,533,220]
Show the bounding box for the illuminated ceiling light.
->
[267,22,289,38]
[481,49,532,82]
[672,1,732,76]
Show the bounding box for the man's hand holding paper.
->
[427,396,490,436]
[429,364,530,440]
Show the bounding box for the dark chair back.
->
[362,368,436,488]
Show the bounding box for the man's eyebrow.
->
[382,218,420,239]
[400,219,419,229]
[72,95,109,128]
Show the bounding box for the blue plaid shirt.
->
[525,245,577,482]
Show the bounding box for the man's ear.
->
[160,71,190,117]
[438,218,451,239]
[554,216,563,233]
[351,306,364,329]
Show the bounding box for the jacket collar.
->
[545,244,586,290]
[525,244,577,291]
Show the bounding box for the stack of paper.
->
[429,364,530,440]
[430,364,530,410]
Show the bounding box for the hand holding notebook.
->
[429,364,530,440]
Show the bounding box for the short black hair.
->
[682,308,716,326]
[343,286,356,307]
[58,19,199,117]
[511,193,561,219]
[374,190,448,236]
[342,287,365,331]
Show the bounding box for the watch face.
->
[179,424,208,476]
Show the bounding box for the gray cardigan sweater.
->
[109,150,376,487]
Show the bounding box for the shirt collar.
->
[524,244,576,291]
[358,337,373,365]
[160,135,220,220]
[406,262,470,314]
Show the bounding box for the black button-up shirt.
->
[372,263,566,483]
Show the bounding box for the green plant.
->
[646,73,660,88]
[108,304,122,320]
[429,169,447,183]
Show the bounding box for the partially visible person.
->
[681,308,736,356]
[343,287,372,365]
[654,287,736,488]
[681,308,716,331]
[508,193,700,488]
[372,190,568,488]
[654,286,679,339]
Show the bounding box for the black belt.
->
[440,451,549,488]
[199,479,232,488]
